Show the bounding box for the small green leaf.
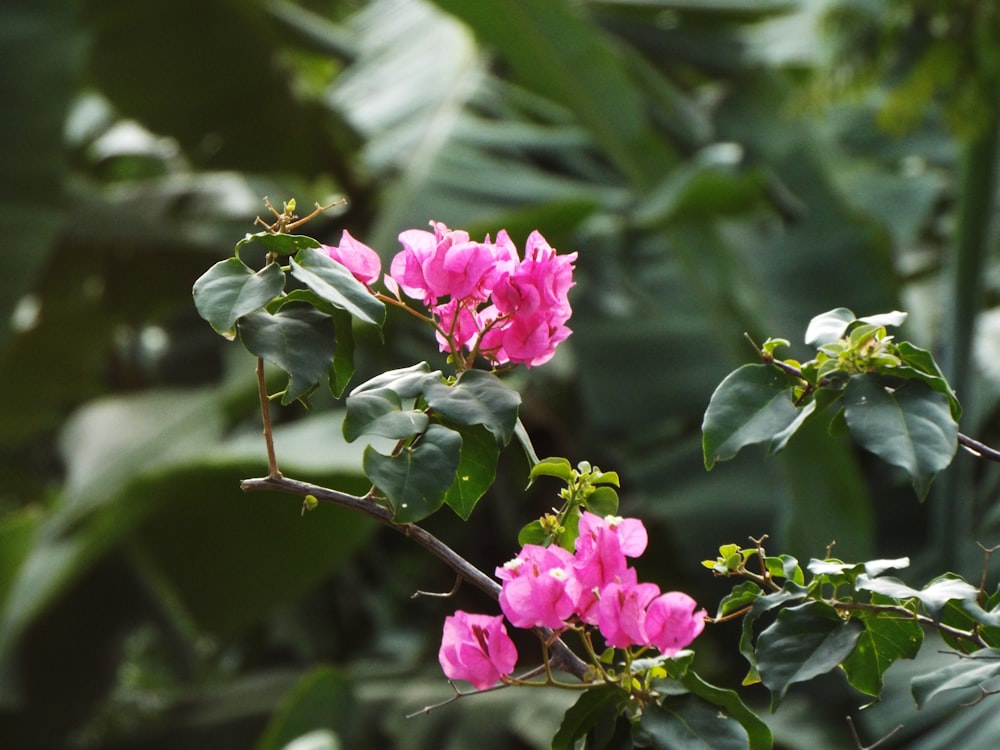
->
[238,308,335,405]
[717,582,762,618]
[422,369,521,445]
[193,258,286,339]
[804,307,856,347]
[755,600,865,708]
[363,424,462,523]
[586,486,619,516]
[329,309,355,398]
[551,684,630,750]
[891,341,962,419]
[290,247,385,326]
[702,364,800,469]
[236,231,322,258]
[844,375,958,498]
[442,424,500,520]
[517,520,548,547]
[528,456,573,484]
[342,389,429,442]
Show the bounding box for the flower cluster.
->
[438,512,706,691]
[324,222,577,367]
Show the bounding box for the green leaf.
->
[363,424,462,522]
[443,423,500,520]
[551,684,630,750]
[586,486,619,516]
[679,672,774,750]
[422,369,521,445]
[635,694,753,750]
[329,309,356,398]
[349,362,436,398]
[238,308,335,405]
[517,520,548,547]
[236,231,321,258]
[891,341,962,419]
[856,574,979,620]
[255,666,356,750]
[843,375,958,498]
[702,364,801,469]
[289,246,385,327]
[718,582,762,618]
[804,307,856,347]
[342,388,429,442]
[193,258,286,339]
[738,584,809,685]
[528,456,573,484]
[841,600,924,697]
[911,648,1000,708]
[755,600,865,708]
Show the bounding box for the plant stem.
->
[256,357,281,479]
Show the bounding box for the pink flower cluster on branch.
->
[324,221,576,368]
[438,512,706,691]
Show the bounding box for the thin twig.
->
[240,474,589,679]
[958,432,1000,463]
[412,575,462,599]
[846,715,904,750]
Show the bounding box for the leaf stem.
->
[256,357,282,479]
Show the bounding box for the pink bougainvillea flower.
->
[596,579,661,649]
[496,544,579,630]
[571,513,649,622]
[438,611,518,690]
[644,592,707,656]
[390,222,500,305]
[323,230,382,286]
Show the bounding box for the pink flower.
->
[596,579,661,649]
[390,222,500,305]
[572,513,648,622]
[439,611,518,690]
[323,230,382,286]
[497,544,579,630]
[644,592,707,656]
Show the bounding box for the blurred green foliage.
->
[2,0,999,748]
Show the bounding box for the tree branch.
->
[240,474,590,679]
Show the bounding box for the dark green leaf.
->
[422,369,521,445]
[443,423,500,520]
[349,362,436,398]
[755,600,865,708]
[718,582,762,618]
[363,424,462,522]
[702,364,800,469]
[738,583,809,685]
[289,247,385,327]
[329,309,356,398]
[636,694,752,750]
[551,684,630,750]
[911,648,1000,708]
[841,601,923,697]
[891,341,962,419]
[193,258,286,339]
[679,671,773,750]
[586,486,619,516]
[844,375,958,498]
[804,307,856,347]
[236,231,321,258]
[238,308,335,405]
[517,520,548,547]
[342,388,429,442]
